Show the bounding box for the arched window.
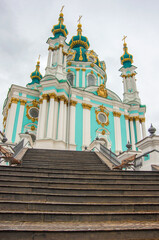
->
[67,72,74,86]
[88,74,95,86]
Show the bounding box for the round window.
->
[29,107,39,118]
[88,74,95,86]
[98,113,107,123]
[67,73,74,85]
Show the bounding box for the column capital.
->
[49,93,57,99]
[129,117,134,121]
[62,51,68,56]
[48,46,53,51]
[124,114,129,120]
[90,63,94,68]
[59,43,64,48]
[39,98,43,104]
[20,99,27,106]
[134,116,140,121]
[42,94,48,100]
[113,111,121,118]
[140,117,145,123]
[11,97,19,104]
[82,103,92,110]
[82,68,86,71]
[76,68,80,71]
[58,95,67,102]
[8,103,11,109]
[67,62,72,66]
[70,100,77,106]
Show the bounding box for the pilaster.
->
[129,117,136,150]
[15,100,27,142]
[82,103,92,147]
[113,111,122,154]
[69,100,77,145]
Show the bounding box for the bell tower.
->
[119,36,141,105]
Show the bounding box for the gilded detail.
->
[113,111,121,118]
[42,94,48,100]
[134,116,140,121]
[58,95,67,102]
[124,115,129,120]
[39,99,43,104]
[49,93,57,99]
[11,98,19,104]
[79,47,83,61]
[76,68,80,71]
[82,103,92,110]
[82,68,86,71]
[90,63,94,68]
[31,125,35,131]
[95,105,109,127]
[129,117,134,121]
[20,100,27,106]
[97,84,108,98]
[32,99,39,107]
[140,117,145,123]
[70,100,77,106]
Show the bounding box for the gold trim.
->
[31,125,35,131]
[11,98,19,104]
[90,63,94,68]
[39,99,43,104]
[48,46,53,51]
[26,105,39,122]
[8,103,11,109]
[113,111,121,118]
[124,115,129,120]
[42,94,48,100]
[32,99,39,107]
[70,39,89,50]
[82,68,86,71]
[67,62,72,66]
[58,95,67,102]
[59,43,64,48]
[70,100,77,106]
[86,50,97,63]
[82,103,92,110]
[91,70,93,74]
[79,47,83,61]
[102,130,106,135]
[134,116,140,121]
[129,117,134,121]
[49,93,57,99]
[20,100,27,106]
[140,117,145,123]
[76,68,80,71]
[67,69,71,72]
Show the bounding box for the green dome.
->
[120,42,133,68]
[51,13,68,38]
[29,60,42,85]
[69,23,90,50]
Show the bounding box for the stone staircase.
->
[0,148,159,239]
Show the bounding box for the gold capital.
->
[124,115,129,120]
[70,100,77,106]
[82,103,92,110]
[42,94,48,100]
[113,111,121,118]
[20,100,27,106]
[49,93,57,99]
[11,98,19,104]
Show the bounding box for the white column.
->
[69,101,77,145]
[15,100,26,142]
[53,49,57,65]
[51,50,54,67]
[57,96,65,140]
[57,45,63,66]
[47,47,52,67]
[82,103,92,147]
[124,115,130,143]
[5,103,12,137]
[113,112,122,154]
[140,118,146,139]
[36,98,43,139]
[82,69,86,88]
[76,68,80,87]
[63,54,67,71]
[6,98,18,142]
[130,117,136,150]
[97,73,100,86]
[53,97,59,139]
[63,100,67,142]
[46,93,56,138]
[39,94,48,139]
[135,116,142,142]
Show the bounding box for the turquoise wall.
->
[75,103,83,150]
[12,101,20,143]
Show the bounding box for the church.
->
[2,10,146,154]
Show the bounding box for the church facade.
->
[2,11,146,154]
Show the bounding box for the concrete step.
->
[1,191,159,203]
[0,222,159,240]
[0,201,159,213]
[0,211,159,222]
[1,185,159,196]
[0,180,159,190]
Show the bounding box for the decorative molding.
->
[90,63,94,68]
[129,117,134,121]
[67,69,71,72]
[31,125,35,131]
[82,103,92,110]
[113,111,121,118]
[49,93,57,99]
[59,43,64,48]
[42,94,48,100]
[48,46,53,51]
[67,62,72,66]
[95,105,109,127]
[76,68,80,71]
[70,100,77,106]
[91,70,93,74]
[8,103,11,109]
[32,99,39,107]
[134,116,140,121]
[58,95,67,102]
[82,68,86,71]
[39,99,43,104]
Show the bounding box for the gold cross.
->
[60,5,64,13]
[38,55,41,61]
[122,35,127,44]
[78,15,82,24]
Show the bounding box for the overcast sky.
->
[0,0,158,134]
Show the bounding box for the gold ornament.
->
[97,84,108,98]
[95,105,109,127]
[82,103,92,110]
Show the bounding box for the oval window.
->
[98,113,107,123]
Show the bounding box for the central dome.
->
[69,23,90,49]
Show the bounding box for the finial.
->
[122,35,127,44]
[38,55,40,61]
[60,5,64,13]
[78,15,82,24]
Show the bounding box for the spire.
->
[77,16,82,35]
[30,56,42,83]
[51,6,68,38]
[120,36,133,68]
